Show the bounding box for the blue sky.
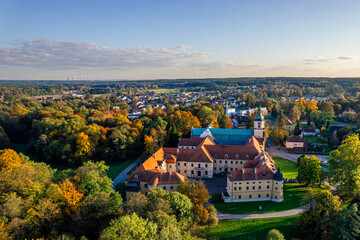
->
[1,0,360,80]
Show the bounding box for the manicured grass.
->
[303,136,323,144]
[206,215,299,240]
[106,153,142,179]
[273,158,298,179]
[213,183,308,214]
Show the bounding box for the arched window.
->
[225,154,228,158]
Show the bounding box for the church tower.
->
[254,107,265,138]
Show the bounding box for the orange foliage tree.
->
[57,179,84,215]
[0,149,22,171]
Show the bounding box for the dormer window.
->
[225,154,228,158]
[245,155,249,160]
[134,175,138,179]
[235,155,239,158]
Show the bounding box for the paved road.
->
[217,205,309,220]
[112,154,144,188]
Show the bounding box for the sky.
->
[1,0,360,80]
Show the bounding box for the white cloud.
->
[0,39,255,72]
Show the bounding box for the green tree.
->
[298,189,341,240]
[100,213,157,240]
[310,110,335,129]
[266,229,285,240]
[297,156,323,185]
[328,134,360,198]
[333,203,360,240]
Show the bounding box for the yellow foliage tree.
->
[0,149,22,171]
[144,135,155,155]
[76,132,90,156]
[57,179,83,215]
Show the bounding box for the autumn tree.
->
[0,149,22,171]
[178,180,211,225]
[75,132,91,157]
[298,189,341,240]
[58,179,84,215]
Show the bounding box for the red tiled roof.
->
[227,157,276,181]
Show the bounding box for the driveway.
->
[217,205,309,220]
[203,175,227,195]
[112,154,144,188]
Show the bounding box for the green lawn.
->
[106,153,142,179]
[273,158,298,179]
[303,136,323,144]
[213,183,308,214]
[206,215,299,240]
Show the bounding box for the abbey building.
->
[125,108,284,202]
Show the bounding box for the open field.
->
[150,88,180,93]
[206,215,299,240]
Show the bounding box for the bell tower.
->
[254,106,265,138]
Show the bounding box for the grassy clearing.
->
[150,88,180,93]
[213,183,308,214]
[273,158,298,179]
[206,215,299,240]
[106,153,142,179]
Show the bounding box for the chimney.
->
[254,168,257,173]
[169,172,172,175]
[242,168,244,173]
[177,148,179,154]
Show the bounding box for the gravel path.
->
[112,154,143,188]
[217,205,309,220]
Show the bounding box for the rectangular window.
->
[231,168,233,171]
[184,163,187,166]
[240,161,243,164]
[249,195,252,199]
[252,186,255,190]
[177,163,180,166]
[235,161,238,164]
[239,195,241,199]
[214,167,216,170]
[246,186,249,190]
[258,194,261,198]
[184,170,187,173]
[144,184,148,188]
[239,187,242,190]
[220,160,222,163]
[163,186,166,190]
[247,182,249,184]
[234,187,237,191]
[258,186,261,190]
[191,170,194,174]
[266,194,269,198]
[235,168,238,170]
[234,182,237,185]
[276,182,278,185]
[191,164,193,167]
[225,161,227,164]
[259,181,261,184]
[170,186,174,190]
[231,161,233,164]
[267,186,270,189]
[205,164,208,168]
[275,187,278,190]
[253,182,255,184]
[267,181,270,184]
[178,170,180,173]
